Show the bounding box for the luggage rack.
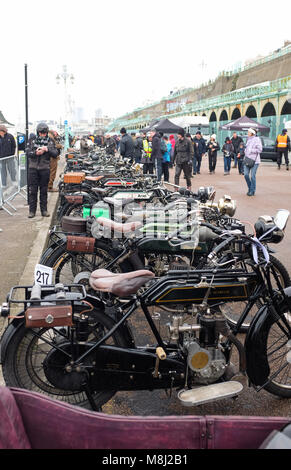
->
[3,283,87,310]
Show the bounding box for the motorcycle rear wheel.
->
[2,308,129,409]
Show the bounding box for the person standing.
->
[169,134,176,168]
[142,133,154,174]
[276,128,290,170]
[104,133,116,156]
[206,134,220,174]
[222,137,234,175]
[161,135,171,182]
[244,128,262,196]
[173,129,192,189]
[193,131,206,174]
[231,132,243,169]
[237,140,245,175]
[133,132,143,163]
[0,125,16,188]
[150,129,163,181]
[119,127,134,161]
[26,122,59,218]
[48,130,62,192]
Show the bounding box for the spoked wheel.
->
[2,308,129,409]
[263,306,291,397]
[220,255,291,333]
[43,241,130,285]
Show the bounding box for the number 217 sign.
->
[34,264,53,285]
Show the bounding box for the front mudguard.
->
[245,287,291,386]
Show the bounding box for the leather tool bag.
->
[67,235,95,253]
[25,305,73,328]
[64,195,84,205]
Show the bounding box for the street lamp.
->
[56,65,74,150]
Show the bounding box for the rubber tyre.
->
[2,308,131,409]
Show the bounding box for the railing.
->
[112,74,291,130]
[0,154,27,215]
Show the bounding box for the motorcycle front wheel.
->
[2,308,129,409]
[263,305,291,397]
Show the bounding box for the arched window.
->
[281,100,291,115]
[219,110,228,121]
[231,108,241,120]
[261,102,276,117]
[209,111,217,122]
[246,105,257,118]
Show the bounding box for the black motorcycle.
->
[1,209,291,411]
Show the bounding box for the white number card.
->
[34,264,53,285]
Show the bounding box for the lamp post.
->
[56,65,74,151]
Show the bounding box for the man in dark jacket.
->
[150,129,162,181]
[26,122,58,218]
[231,132,243,169]
[119,127,134,160]
[193,131,206,174]
[0,125,16,187]
[173,129,192,189]
[133,133,143,163]
[104,134,116,156]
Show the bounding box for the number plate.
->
[34,264,53,285]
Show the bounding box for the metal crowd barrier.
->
[0,153,27,215]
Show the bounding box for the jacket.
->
[231,136,243,153]
[151,133,162,160]
[119,133,134,158]
[207,140,220,156]
[163,142,172,163]
[245,136,263,164]
[133,137,143,159]
[26,136,59,170]
[173,137,192,164]
[0,133,16,158]
[105,137,116,155]
[142,139,152,163]
[276,134,290,151]
[222,142,235,157]
[193,137,206,157]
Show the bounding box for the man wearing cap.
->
[119,127,134,161]
[173,129,192,189]
[0,125,16,188]
[276,129,290,170]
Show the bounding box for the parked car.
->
[241,135,277,161]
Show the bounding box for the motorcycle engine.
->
[184,336,227,384]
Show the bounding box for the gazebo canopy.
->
[220,115,269,132]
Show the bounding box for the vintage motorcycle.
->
[1,209,290,411]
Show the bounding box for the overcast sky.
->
[2,0,290,127]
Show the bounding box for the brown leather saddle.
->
[89,268,155,297]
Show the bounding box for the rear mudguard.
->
[0,297,135,365]
[0,314,25,364]
[39,237,67,264]
[245,287,291,386]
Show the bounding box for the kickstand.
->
[82,383,102,412]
